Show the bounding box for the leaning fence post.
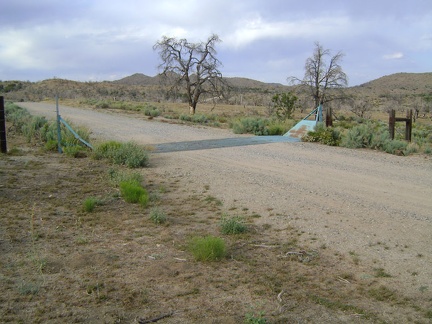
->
[55,95,63,153]
[0,96,7,153]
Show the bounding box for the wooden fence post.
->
[325,106,333,127]
[0,96,7,153]
[389,109,396,140]
[405,109,412,141]
[389,109,412,142]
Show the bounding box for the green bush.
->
[383,139,408,154]
[339,121,421,155]
[21,116,48,142]
[38,118,90,149]
[136,189,148,207]
[5,103,91,151]
[179,114,192,122]
[39,122,57,143]
[412,124,432,150]
[404,143,419,155]
[95,101,110,108]
[412,124,432,141]
[79,98,99,106]
[44,140,58,152]
[245,311,267,324]
[188,235,226,261]
[119,180,148,206]
[266,119,296,135]
[63,145,86,158]
[303,124,341,146]
[113,142,149,168]
[370,131,391,150]
[149,109,160,117]
[107,168,143,187]
[220,215,247,235]
[271,92,298,120]
[111,101,129,110]
[93,141,123,160]
[231,117,269,135]
[5,102,32,131]
[340,123,375,148]
[163,113,179,119]
[83,197,99,212]
[149,207,167,224]
[179,113,213,124]
[143,104,160,117]
[93,141,149,168]
[191,114,209,124]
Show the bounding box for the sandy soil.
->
[11,101,432,322]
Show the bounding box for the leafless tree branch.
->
[154,34,228,114]
[288,42,348,108]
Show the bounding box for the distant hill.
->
[354,72,432,96]
[113,73,160,86]
[113,72,432,95]
[113,73,287,90]
[1,72,431,104]
[224,77,285,89]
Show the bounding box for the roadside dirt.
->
[1,102,431,323]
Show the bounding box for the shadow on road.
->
[153,136,300,153]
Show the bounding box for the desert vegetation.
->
[302,118,432,155]
[3,65,431,157]
[1,102,431,322]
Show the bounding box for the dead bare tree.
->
[289,42,348,108]
[153,34,227,114]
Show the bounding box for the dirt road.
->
[19,102,432,299]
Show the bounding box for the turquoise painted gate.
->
[283,104,322,139]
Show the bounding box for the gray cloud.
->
[1,0,431,85]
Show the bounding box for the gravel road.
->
[18,101,432,298]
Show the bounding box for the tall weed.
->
[21,116,48,142]
[93,141,149,168]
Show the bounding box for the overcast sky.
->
[1,0,431,86]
